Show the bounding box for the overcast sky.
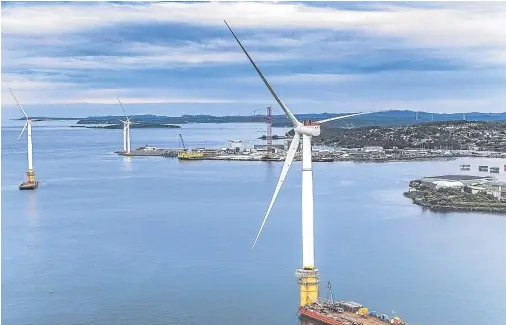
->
[1,1,506,118]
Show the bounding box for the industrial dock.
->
[117,140,506,163]
[116,145,178,157]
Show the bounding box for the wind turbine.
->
[117,98,133,154]
[225,21,377,307]
[4,81,39,190]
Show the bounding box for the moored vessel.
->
[299,299,406,325]
[178,151,204,160]
[313,156,334,162]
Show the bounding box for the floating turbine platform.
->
[19,180,39,190]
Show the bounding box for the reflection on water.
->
[121,156,133,172]
[27,191,39,226]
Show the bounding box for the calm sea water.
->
[2,121,506,325]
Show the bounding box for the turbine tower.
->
[117,98,133,154]
[4,81,39,190]
[225,21,374,306]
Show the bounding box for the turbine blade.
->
[6,122,28,156]
[117,97,130,122]
[252,132,301,249]
[317,112,378,124]
[317,112,372,124]
[114,117,125,124]
[224,21,299,127]
[3,79,28,118]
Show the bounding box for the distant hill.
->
[12,117,82,121]
[18,110,505,128]
[77,111,506,128]
[71,123,180,129]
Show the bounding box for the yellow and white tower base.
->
[27,169,36,182]
[296,267,319,306]
[19,120,39,190]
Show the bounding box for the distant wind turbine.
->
[225,21,378,307]
[116,98,135,154]
[4,80,39,190]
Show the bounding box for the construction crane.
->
[179,134,187,151]
[326,281,334,303]
[253,106,273,152]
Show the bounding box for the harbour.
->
[117,142,506,163]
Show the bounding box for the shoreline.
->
[403,192,506,214]
[404,177,506,214]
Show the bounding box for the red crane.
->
[253,106,273,152]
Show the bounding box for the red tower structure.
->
[266,106,272,152]
[254,106,273,152]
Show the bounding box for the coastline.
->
[404,178,506,214]
[403,192,506,214]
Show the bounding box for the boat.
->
[313,157,334,162]
[460,164,470,171]
[299,300,407,325]
[178,151,204,160]
[261,154,283,161]
[490,167,500,173]
[479,165,488,172]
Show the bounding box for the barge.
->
[299,300,406,325]
[178,151,205,160]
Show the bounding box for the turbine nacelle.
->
[294,121,321,137]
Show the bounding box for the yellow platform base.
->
[296,267,319,306]
[27,169,36,182]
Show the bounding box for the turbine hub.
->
[295,120,320,137]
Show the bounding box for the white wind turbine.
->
[4,81,39,190]
[117,97,133,154]
[225,21,378,306]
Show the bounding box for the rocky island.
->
[404,175,506,214]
